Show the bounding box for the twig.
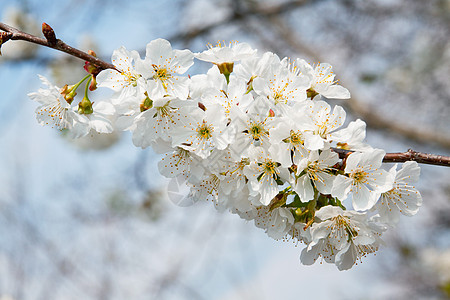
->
[332,148,450,167]
[0,22,117,71]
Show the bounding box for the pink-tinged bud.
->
[268,109,275,117]
[89,75,97,91]
[84,50,101,77]
[0,32,13,56]
[42,23,57,46]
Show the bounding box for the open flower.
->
[97,46,144,99]
[136,38,194,99]
[292,149,339,202]
[300,100,346,149]
[252,59,310,114]
[331,119,372,151]
[375,161,422,224]
[28,75,77,130]
[251,205,295,240]
[195,41,256,65]
[170,104,234,159]
[301,205,385,270]
[244,146,289,205]
[132,97,183,148]
[70,100,115,138]
[229,96,275,159]
[332,149,394,211]
[294,59,350,100]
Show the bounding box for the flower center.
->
[37,98,66,129]
[197,121,213,140]
[152,64,172,90]
[263,160,276,174]
[156,103,172,118]
[122,72,139,87]
[272,82,290,104]
[332,215,358,242]
[315,121,329,138]
[248,122,267,141]
[351,170,368,184]
[290,131,304,145]
[174,148,190,167]
[307,163,321,182]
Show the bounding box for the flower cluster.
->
[28,39,422,270]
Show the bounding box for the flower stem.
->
[74,74,91,92]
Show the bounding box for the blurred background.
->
[0,0,449,299]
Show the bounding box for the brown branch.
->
[0,22,117,72]
[332,148,450,167]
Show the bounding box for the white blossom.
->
[170,104,234,159]
[97,46,144,98]
[331,119,372,151]
[292,149,339,202]
[70,101,115,138]
[195,41,256,65]
[28,75,77,130]
[244,146,290,206]
[27,39,425,271]
[294,59,350,99]
[332,149,394,211]
[301,206,385,270]
[136,38,194,99]
[252,59,310,113]
[301,100,347,149]
[375,161,422,224]
[132,97,185,148]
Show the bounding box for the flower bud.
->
[84,50,101,77]
[60,84,77,104]
[78,96,93,115]
[42,22,57,46]
[89,75,97,91]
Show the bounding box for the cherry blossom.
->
[27,38,425,271]
[332,149,395,211]
[375,161,422,224]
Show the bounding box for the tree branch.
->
[332,148,450,167]
[0,22,117,72]
[1,13,449,169]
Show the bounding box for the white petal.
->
[322,85,351,99]
[352,184,379,211]
[331,175,353,200]
[294,175,315,202]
